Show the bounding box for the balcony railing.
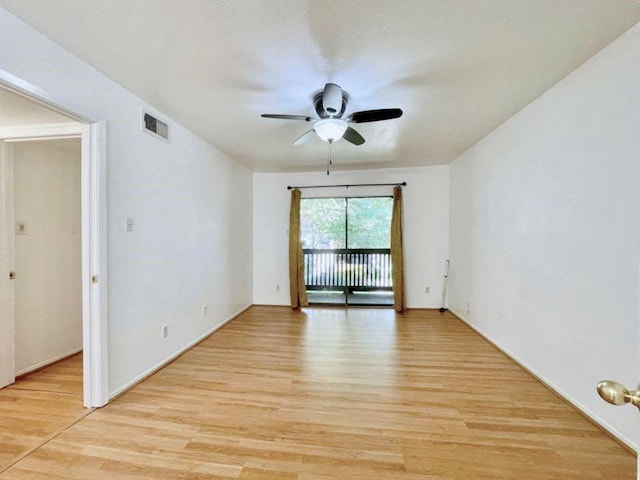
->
[303,248,392,292]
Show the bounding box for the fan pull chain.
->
[326,142,332,175]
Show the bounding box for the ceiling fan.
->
[261,83,403,146]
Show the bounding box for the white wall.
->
[253,166,449,308]
[449,24,640,448]
[14,139,82,374]
[0,8,253,395]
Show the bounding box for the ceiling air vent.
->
[142,111,169,141]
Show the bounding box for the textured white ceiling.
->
[0,87,74,128]
[2,1,638,171]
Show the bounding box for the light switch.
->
[16,221,26,235]
[125,217,135,232]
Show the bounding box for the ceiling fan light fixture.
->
[314,118,347,143]
[261,82,402,146]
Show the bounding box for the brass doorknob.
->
[597,380,640,410]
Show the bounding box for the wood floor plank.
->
[0,307,635,478]
[0,354,85,472]
[11,354,83,395]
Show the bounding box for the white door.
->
[0,140,16,388]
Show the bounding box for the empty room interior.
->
[0,1,639,478]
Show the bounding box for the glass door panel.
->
[301,196,393,307]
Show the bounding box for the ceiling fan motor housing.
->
[316,83,348,118]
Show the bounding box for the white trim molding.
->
[0,70,92,123]
[0,123,82,141]
[81,121,109,408]
[1,67,108,409]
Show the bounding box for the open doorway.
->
[0,89,83,392]
[13,138,83,375]
[0,79,107,409]
[301,196,394,306]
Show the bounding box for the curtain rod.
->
[287,181,406,190]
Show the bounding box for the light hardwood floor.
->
[0,307,635,479]
[0,354,86,472]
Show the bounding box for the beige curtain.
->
[391,186,405,312]
[289,189,308,308]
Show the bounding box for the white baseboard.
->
[448,307,637,453]
[252,303,290,307]
[109,304,252,400]
[15,346,83,377]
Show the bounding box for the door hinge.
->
[91,275,99,284]
[9,271,16,280]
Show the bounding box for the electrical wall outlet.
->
[125,217,135,232]
[425,286,430,294]
[276,284,280,291]
[161,324,169,338]
[202,305,208,316]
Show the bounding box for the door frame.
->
[301,195,394,307]
[0,72,109,408]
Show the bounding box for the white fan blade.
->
[293,130,315,146]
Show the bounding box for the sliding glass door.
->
[300,196,393,306]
